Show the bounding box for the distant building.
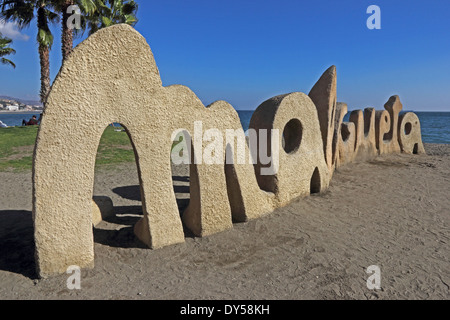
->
[6,104,19,111]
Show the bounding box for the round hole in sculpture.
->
[282,119,303,154]
[405,122,412,135]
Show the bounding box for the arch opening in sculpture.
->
[224,143,247,223]
[310,167,321,194]
[93,123,146,244]
[413,143,419,155]
[382,114,391,142]
[170,130,193,225]
[364,110,372,137]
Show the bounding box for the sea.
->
[1,111,449,144]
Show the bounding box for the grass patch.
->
[0,125,137,172]
[95,127,136,167]
[0,126,39,172]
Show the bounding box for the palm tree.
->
[54,0,97,61]
[1,0,138,102]
[57,0,138,62]
[85,0,138,35]
[59,0,73,60]
[0,33,16,68]
[0,0,59,104]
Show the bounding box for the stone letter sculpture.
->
[33,24,425,277]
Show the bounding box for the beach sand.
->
[0,143,448,300]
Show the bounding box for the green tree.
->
[0,33,16,68]
[0,0,59,104]
[57,0,138,61]
[85,0,138,35]
[1,0,139,103]
[53,0,97,61]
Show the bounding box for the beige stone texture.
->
[92,196,114,227]
[32,24,426,278]
[308,66,338,173]
[334,102,349,169]
[398,112,426,155]
[375,109,391,154]
[249,92,330,206]
[349,108,378,161]
[338,103,358,169]
[377,96,403,155]
[33,24,273,277]
[177,100,274,238]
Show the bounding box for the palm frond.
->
[0,0,35,28]
[37,27,53,47]
[123,13,136,25]
[45,8,59,24]
[0,32,15,67]
[77,0,97,15]
[0,46,16,56]
[0,34,13,45]
[101,15,111,27]
[122,1,137,15]
[1,57,15,68]
[80,0,138,35]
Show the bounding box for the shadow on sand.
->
[96,178,193,248]
[0,177,192,278]
[0,210,37,279]
[112,175,190,214]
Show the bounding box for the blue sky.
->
[1,0,449,111]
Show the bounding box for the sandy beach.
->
[0,143,448,300]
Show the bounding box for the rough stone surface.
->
[378,96,403,155]
[332,102,347,168]
[92,196,114,227]
[337,95,425,168]
[308,66,338,173]
[349,108,378,161]
[33,24,273,277]
[249,92,330,206]
[32,24,427,278]
[337,103,357,168]
[375,109,391,154]
[398,112,426,154]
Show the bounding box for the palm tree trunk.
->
[61,0,74,61]
[38,44,51,104]
[37,6,51,104]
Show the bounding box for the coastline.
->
[0,111,42,115]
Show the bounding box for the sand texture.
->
[0,143,448,300]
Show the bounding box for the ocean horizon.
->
[235,110,450,145]
[1,110,449,144]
